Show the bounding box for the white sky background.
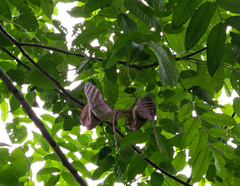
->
[0,2,238,186]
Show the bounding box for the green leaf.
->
[0,0,10,18]
[233,97,240,117]
[41,0,53,20]
[156,133,172,158]
[216,0,240,14]
[29,0,40,6]
[158,101,178,112]
[207,23,226,76]
[146,0,165,12]
[7,69,27,85]
[76,57,92,74]
[172,151,186,171]
[172,0,201,29]
[1,100,8,122]
[78,134,90,147]
[111,32,150,53]
[225,16,240,31]
[230,70,240,95]
[9,95,20,112]
[26,91,35,106]
[192,146,211,182]
[14,4,39,32]
[158,119,181,134]
[185,2,216,51]
[221,43,236,65]
[201,112,237,127]
[46,175,60,186]
[103,75,118,106]
[159,161,177,174]
[7,0,24,5]
[208,128,230,139]
[83,0,113,13]
[72,161,92,178]
[105,65,118,84]
[46,33,65,41]
[119,146,135,159]
[181,117,200,148]
[230,32,240,63]
[127,155,147,181]
[103,173,115,186]
[150,172,164,186]
[105,50,123,69]
[211,67,225,93]
[26,53,66,89]
[61,172,79,186]
[124,0,161,30]
[67,6,92,18]
[32,131,49,152]
[206,164,216,183]
[0,62,16,72]
[63,116,75,131]
[92,156,115,180]
[0,33,13,47]
[98,146,112,160]
[0,147,29,186]
[6,123,27,144]
[117,13,138,33]
[72,27,108,46]
[37,167,61,175]
[122,131,151,145]
[41,114,55,125]
[115,161,126,180]
[214,152,228,179]
[0,142,11,147]
[148,40,178,87]
[225,158,240,170]
[212,142,238,159]
[189,130,208,165]
[126,42,145,63]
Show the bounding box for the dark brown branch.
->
[1,47,31,70]
[20,42,206,70]
[20,42,85,58]
[0,24,85,108]
[175,48,206,61]
[0,67,88,186]
[20,42,158,70]
[105,122,191,186]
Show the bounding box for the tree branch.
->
[175,48,206,61]
[20,42,158,70]
[0,67,88,186]
[0,47,31,70]
[20,42,85,58]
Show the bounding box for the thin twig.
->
[1,47,31,70]
[175,47,206,61]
